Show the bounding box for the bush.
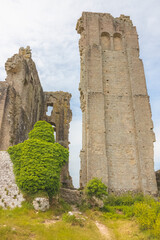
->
[153,213,160,238]
[119,205,134,217]
[102,191,160,237]
[8,121,69,198]
[133,198,160,233]
[102,205,116,213]
[102,205,134,219]
[102,192,145,219]
[85,178,108,200]
[134,202,157,230]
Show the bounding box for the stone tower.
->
[76,12,158,195]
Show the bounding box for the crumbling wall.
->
[0,47,44,150]
[0,47,73,188]
[0,151,24,208]
[44,91,73,187]
[76,12,158,195]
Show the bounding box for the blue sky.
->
[0,0,159,187]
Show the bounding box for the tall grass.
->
[102,193,160,238]
[0,201,103,240]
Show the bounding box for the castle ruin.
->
[76,12,158,195]
[0,46,72,188]
[0,12,158,199]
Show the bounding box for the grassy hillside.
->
[0,198,158,240]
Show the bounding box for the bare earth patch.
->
[95,221,112,240]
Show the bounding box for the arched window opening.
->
[113,33,122,51]
[101,32,111,50]
[46,105,53,116]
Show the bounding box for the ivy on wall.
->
[8,121,68,198]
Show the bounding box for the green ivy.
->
[8,121,68,198]
[28,120,55,143]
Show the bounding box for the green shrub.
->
[102,192,160,237]
[152,213,160,238]
[143,195,160,215]
[102,205,116,213]
[85,178,108,200]
[102,205,134,219]
[8,121,68,198]
[119,205,134,217]
[134,198,160,234]
[134,202,157,230]
[102,193,145,220]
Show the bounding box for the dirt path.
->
[43,206,113,239]
[70,205,113,239]
[95,221,112,240]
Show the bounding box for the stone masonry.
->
[44,91,73,187]
[0,46,44,149]
[76,12,158,195]
[0,47,72,187]
[0,151,24,208]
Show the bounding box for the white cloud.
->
[0,0,160,186]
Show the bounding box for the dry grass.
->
[85,210,153,240]
[0,205,103,240]
[0,204,154,240]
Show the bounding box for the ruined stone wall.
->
[76,12,157,195]
[44,91,73,187]
[0,151,24,208]
[0,47,72,188]
[0,47,44,150]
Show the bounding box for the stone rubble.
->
[33,197,50,212]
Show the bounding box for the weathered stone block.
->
[60,188,83,205]
[33,197,50,212]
